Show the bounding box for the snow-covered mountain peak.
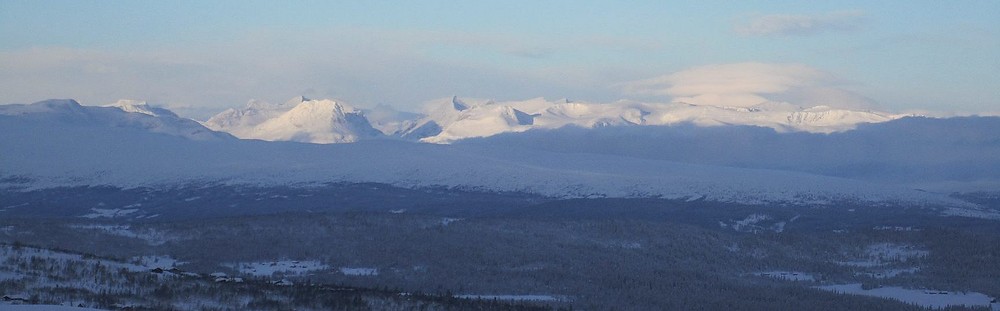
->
[417,101,541,143]
[506,106,535,126]
[204,98,302,137]
[451,96,469,111]
[235,97,307,113]
[244,99,274,111]
[275,98,358,122]
[104,99,180,118]
[205,97,382,144]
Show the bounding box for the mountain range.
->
[201,96,906,144]
[1,98,998,217]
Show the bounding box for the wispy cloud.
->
[734,10,866,37]
[621,62,875,110]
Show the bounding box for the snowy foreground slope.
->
[0,99,983,209]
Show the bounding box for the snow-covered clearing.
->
[0,245,146,273]
[815,283,995,309]
[79,208,138,219]
[0,305,107,311]
[340,267,378,276]
[866,243,928,262]
[857,267,919,279]
[69,224,173,246]
[835,243,928,267]
[229,260,329,277]
[752,271,816,281]
[455,294,565,302]
[131,255,184,269]
[720,214,793,233]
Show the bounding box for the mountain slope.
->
[204,96,382,143]
[461,116,1000,192]
[0,99,232,141]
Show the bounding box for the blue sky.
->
[1,0,997,118]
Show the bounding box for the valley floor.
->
[2,184,999,310]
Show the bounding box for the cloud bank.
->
[622,63,875,110]
[734,10,866,36]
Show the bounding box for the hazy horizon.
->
[2,1,998,119]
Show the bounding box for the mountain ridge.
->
[4,96,909,145]
[403,96,904,143]
[195,96,909,144]
[0,99,232,141]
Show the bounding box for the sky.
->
[1,0,998,119]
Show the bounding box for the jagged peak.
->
[284,95,311,107]
[244,99,274,110]
[451,96,469,111]
[506,107,534,126]
[275,98,365,123]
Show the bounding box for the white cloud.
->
[734,10,866,36]
[621,63,876,110]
